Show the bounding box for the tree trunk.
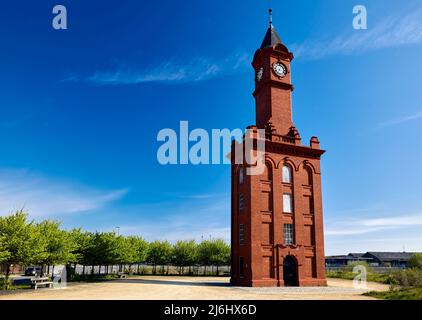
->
[216,265,219,276]
[82,265,86,275]
[137,264,140,275]
[204,265,207,276]
[4,264,11,290]
[66,264,72,282]
[51,265,55,279]
[47,265,50,276]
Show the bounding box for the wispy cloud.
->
[78,52,250,85]
[378,109,422,127]
[292,8,422,60]
[326,213,422,236]
[0,169,128,218]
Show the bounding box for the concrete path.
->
[0,276,389,300]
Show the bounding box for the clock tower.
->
[253,11,294,135]
[230,9,327,287]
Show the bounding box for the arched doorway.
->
[283,256,298,286]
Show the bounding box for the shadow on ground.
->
[113,278,230,287]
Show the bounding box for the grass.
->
[365,287,422,300]
[326,270,392,284]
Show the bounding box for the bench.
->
[118,272,128,279]
[31,277,53,290]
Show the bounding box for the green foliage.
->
[148,240,172,273]
[326,267,392,284]
[197,240,213,268]
[68,229,92,265]
[172,240,198,273]
[341,261,373,273]
[0,234,11,263]
[0,210,47,266]
[209,239,230,268]
[0,210,232,290]
[408,254,422,270]
[197,239,230,275]
[365,287,422,300]
[35,220,76,267]
[0,210,48,289]
[389,268,422,288]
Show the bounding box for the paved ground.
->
[0,276,389,300]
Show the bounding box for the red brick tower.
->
[230,10,327,287]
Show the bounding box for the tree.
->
[89,232,122,274]
[172,240,197,275]
[209,239,230,275]
[409,254,422,270]
[0,210,47,289]
[148,240,172,274]
[116,235,137,273]
[128,236,149,274]
[35,220,76,277]
[198,240,213,275]
[0,234,11,263]
[65,229,92,279]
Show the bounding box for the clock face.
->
[256,67,264,82]
[272,62,287,78]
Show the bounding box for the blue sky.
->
[1,0,422,255]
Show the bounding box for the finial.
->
[269,8,273,27]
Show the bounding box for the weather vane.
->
[269,8,273,27]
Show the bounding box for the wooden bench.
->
[31,277,53,290]
[117,272,128,279]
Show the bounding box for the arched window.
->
[282,165,292,184]
[239,167,244,185]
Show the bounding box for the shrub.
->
[390,268,422,288]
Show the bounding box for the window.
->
[283,193,293,213]
[239,257,245,278]
[239,224,245,245]
[239,194,245,213]
[282,165,292,184]
[308,196,314,214]
[239,168,244,184]
[263,162,273,181]
[284,224,294,245]
[305,167,313,186]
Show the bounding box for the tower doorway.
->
[283,256,298,286]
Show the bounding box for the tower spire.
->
[269,8,273,27]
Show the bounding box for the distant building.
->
[326,252,420,269]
